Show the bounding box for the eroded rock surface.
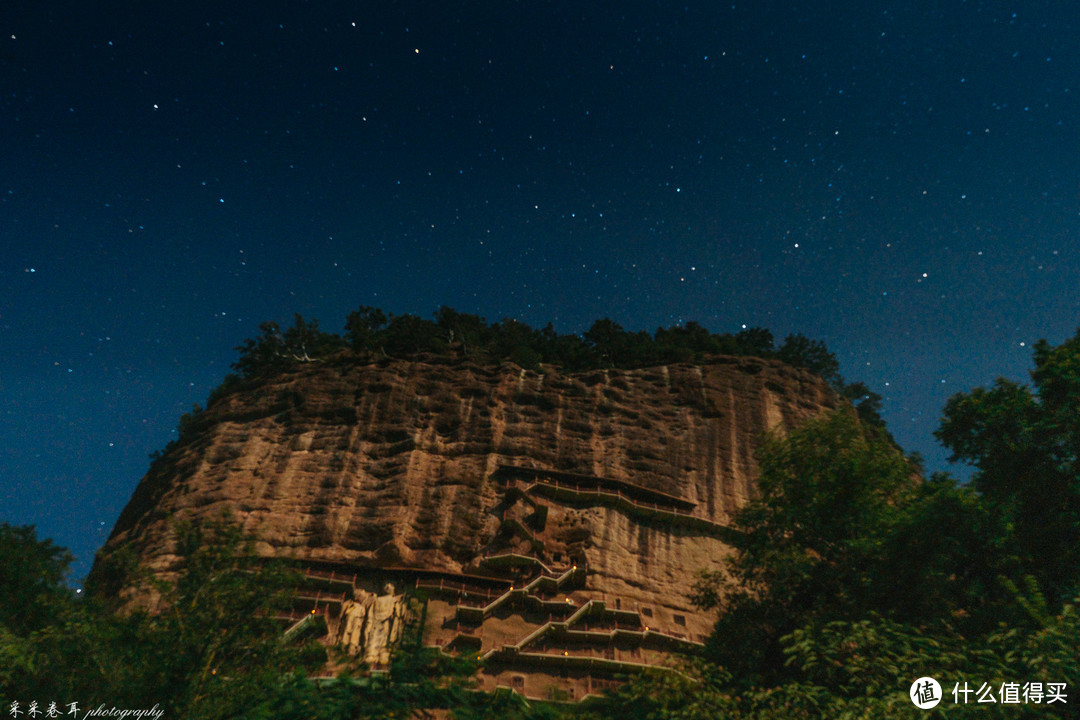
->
[96,354,838,698]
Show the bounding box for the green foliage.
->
[584,318,633,366]
[1,517,569,718]
[578,663,739,720]
[0,523,141,701]
[344,305,388,353]
[0,517,333,713]
[692,409,1023,685]
[599,588,1079,719]
[936,330,1080,607]
[14,330,1080,718]
[838,381,885,428]
[612,331,1080,719]
[759,610,1076,719]
[693,410,920,680]
[0,524,74,637]
[135,519,329,717]
[232,314,343,379]
[232,307,854,396]
[777,334,841,387]
[732,326,775,357]
[875,472,1016,632]
[381,313,446,356]
[0,523,86,697]
[435,306,491,356]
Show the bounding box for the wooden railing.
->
[505,476,741,540]
[480,598,704,664]
[495,464,697,511]
[454,564,585,620]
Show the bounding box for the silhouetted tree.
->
[381,314,444,355]
[936,330,1080,607]
[777,333,841,386]
[435,306,490,356]
[732,326,775,356]
[281,314,342,361]
[344,306,388,353]
[233,315,341,378]
[584,318,633,367]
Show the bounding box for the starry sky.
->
[3,0,1079,582]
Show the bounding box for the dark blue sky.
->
[3,0,1078,582]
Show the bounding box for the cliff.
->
[95,353,839,699]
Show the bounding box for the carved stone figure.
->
[337,583,405,665]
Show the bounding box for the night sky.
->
[4,1,1079,583]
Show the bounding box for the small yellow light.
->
[311,608,317,614]
[563,651,568,656]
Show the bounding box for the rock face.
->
[96,353,838,700]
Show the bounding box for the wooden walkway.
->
[506,475,742,540]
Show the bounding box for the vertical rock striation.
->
[95,353,838,699]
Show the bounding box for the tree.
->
[232,320,289,377]
[936,330,1080,607]
[0,523,78,695]
[0,523,154,702]
[0,524,73,636]
[232,315,342,378]
[281,314,342,361]
[4,516,529,718]
[776,334,842,387]
[539,324,593,371]
[839,381,885,428]
[381,313,445,356]
[692,410,924,682]
[490,318,543,370]
[435,306,490,356]
[695,410,1018,678]
[731,326,774,356]
[344,305,388,353]
[123,518,330,717]
[232,306,858,388]
[584,318,628,367]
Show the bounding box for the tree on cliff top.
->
[232,306,854,387]
[232,314,343,378]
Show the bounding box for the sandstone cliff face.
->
[97,354,837,699]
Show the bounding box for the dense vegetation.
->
[231,306,836,377]
[1,519,552,719]
[587,331,1080,718]
[219,306,884,426]
[5,320,1080,717]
